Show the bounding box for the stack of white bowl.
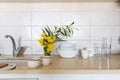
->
[57,42,78,58]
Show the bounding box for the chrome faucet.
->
[5,35,23,57]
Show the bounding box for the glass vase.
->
[44,47,51,56]
[42,48,52,66]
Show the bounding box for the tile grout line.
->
[89,2,92,48]
[30,4,33,55]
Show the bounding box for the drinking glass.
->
[106,37,112,55]
[101,36,112,69]
[93,42,103,55]
[101,37,107,55]
[93,42,103,69]
[106,37,112,69]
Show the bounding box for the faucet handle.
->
[15,47,26,57]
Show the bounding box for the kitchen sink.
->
[0,55,35,62]
[0,59,28,63]
[0,59,28,70]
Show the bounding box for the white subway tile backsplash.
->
[61,12,77,25]
[0,12,31,26]
[61,12,90,25]
[110,26,120,41]
[0,41,6,54]
[0,3,31,12]
[32,27,43,40]
[60,3,79,12]
[32,41,44,54]
[75,41,90,50]
[91,11,114,26]
[21,41,32,54]
[0,2,119,55]
[90,2,116,11]
[91,27,111,40]
[72,27,90,40]
[32,3,60,11]
[111,41,120,54]
[0,27,31,41]
[32,12,60,25]
[91,26,120,41]
[112,11,120,26]
[60,2,90,11]
[76,2,91,11]
[1,40,13,55]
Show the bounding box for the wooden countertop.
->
[0,54,120,74]
[0,54,41,60]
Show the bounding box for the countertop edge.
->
[1,70,120,74]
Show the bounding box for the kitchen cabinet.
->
[0,74,120,80]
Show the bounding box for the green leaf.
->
[45,28,50,36]
[42,29,45,33]
[47,26,53,36]
[57,28,61,33]
[63,28,67,36]
[59,30,65,36]
[71,28,73,34]
[56,36,62,41]
[70,21,74,25]
[66,26,71,33]
[75,27,79,31]
[55,26,57,31]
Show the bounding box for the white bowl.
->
[57,49,78,58]
[28,57,41,68]
[59,42,75,50]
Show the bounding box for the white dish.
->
[28,60,41,68]
[59,42,75,50]
[0,63,16,70]
[60,47,75,50]
[57,48,78,58]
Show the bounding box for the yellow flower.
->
[46,36,51,41]
[46,36,56,43]
[38,32,56,52]
[38,38,48,47]
[38,38,43,44]
[42,41,47,47]
[52,35,56,42]
[47,44,54,51]
[41,32,46,38]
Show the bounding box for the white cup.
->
[87,48,94,57]
[81,49,88,59]
[28,57,41,68]
[42,56,51,66]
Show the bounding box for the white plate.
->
[0,63,16,70]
